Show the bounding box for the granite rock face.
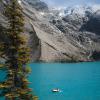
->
[0,0,100,62]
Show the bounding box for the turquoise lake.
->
[0,62,100,100]
[29,62,100,100]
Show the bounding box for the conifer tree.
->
[0,0,38,99]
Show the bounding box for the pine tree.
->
[0,0,38,99]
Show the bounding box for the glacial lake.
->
[29,62,100,100]
[0,62,100,100]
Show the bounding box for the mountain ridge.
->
[0,0,100,62]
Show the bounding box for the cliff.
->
[0,0,100,62]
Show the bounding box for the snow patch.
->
[18,0,21,4]
[39,12,45,15]
[50,5,100,18]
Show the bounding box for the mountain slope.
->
[0,0,100,62]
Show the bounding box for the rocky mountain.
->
[24,0,48,11]
[0,0,100,62]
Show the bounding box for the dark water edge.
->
[32,59,100,63]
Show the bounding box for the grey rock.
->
[24,0,48,12]
[0,0,100,62]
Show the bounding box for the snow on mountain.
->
[0,0,100,62]
[49,5,100,18]
[18,0,21,4]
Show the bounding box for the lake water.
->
[0,62,100,100]
[29,62,100,100]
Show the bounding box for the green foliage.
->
[0,0,37,99]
